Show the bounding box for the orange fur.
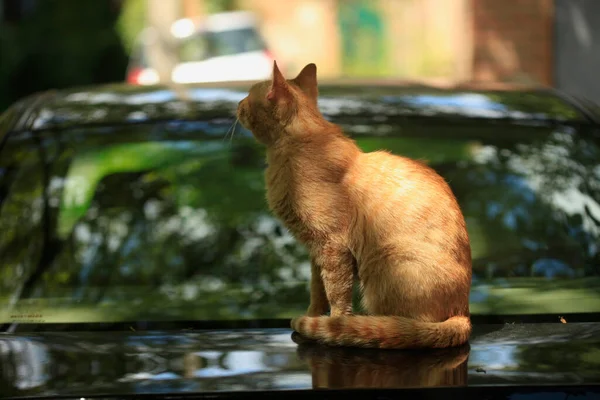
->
[237,61,473,350]
[292,332,470,388]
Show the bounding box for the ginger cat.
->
[236,61,472,349]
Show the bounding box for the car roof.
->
[0,81,597,135]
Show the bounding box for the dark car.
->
[0,81,599,400]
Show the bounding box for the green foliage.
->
[338,0,391,77]
[205,0,239,13]
[117,0,147,54]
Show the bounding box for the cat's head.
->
[237,61,319,145]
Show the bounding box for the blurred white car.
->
[126,11,275,85]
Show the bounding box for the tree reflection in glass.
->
[0,118,598,323]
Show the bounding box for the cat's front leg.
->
[313,243,355,317]
[306,259,329,316]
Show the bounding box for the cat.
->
[236,61,472,349]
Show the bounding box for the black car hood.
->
[1,322,600,398]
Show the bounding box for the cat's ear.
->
[292,63,318,104]
[266,61,292,103]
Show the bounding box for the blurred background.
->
[1,0,599,325]
[1,2,600,393]
[1,0,599,113]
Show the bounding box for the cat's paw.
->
[290,316,302,331]
[291,331,315,346]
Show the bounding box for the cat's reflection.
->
[292,332,470,389]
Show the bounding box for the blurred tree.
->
[117,0,147,54]
[0,0,128,112]
[181,0,239,17]
[338,0,391,77]
[205,0,238,13]
[145,0,180,84]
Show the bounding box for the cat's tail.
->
[290,314,471,349]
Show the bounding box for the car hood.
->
[1,322,599,398]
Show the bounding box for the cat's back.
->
[347,150,469,264]
[352,150,450,193]
[347,150,462,226]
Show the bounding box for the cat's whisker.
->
[229,118,239,144]
[222,118,237,142]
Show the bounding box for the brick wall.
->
[471,0,553,86]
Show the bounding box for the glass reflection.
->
[292,332,470,389]
[18,85,585,131]
[0,115,598,324]
[1,322,599,395]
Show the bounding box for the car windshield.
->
[179,27,267,62]
[0,89,599,326]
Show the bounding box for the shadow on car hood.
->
[1,322,600,398]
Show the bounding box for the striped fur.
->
[291,315,471,349]
[237,62,473,350]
